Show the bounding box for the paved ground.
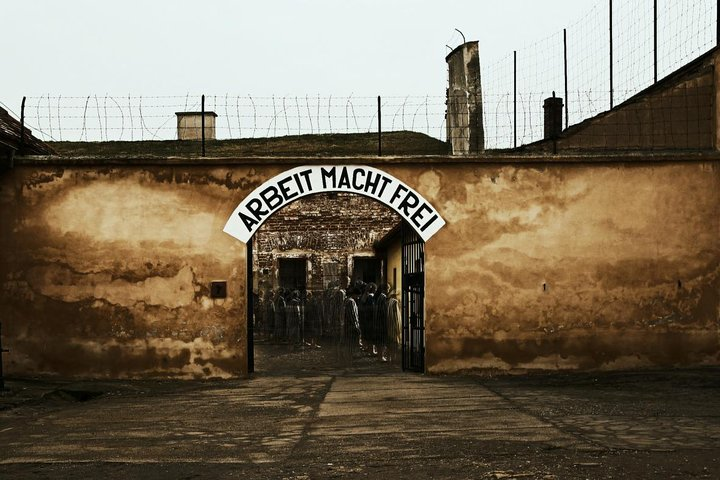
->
[1,344,719,479]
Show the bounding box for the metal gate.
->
[401,222,425,372]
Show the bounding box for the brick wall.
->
[253,193,400,292]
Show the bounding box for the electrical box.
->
[210,281,227,299]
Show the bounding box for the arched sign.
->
[224,165,446,243]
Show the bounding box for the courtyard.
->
[1,345,718,479]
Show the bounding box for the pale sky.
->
[3,0,593,101]
[3,0,714,146]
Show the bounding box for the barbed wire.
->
[480,0,716,148]
[13,0,718,150]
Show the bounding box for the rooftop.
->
[0,107,54,156]
[46,131,449,158]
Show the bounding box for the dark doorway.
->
[278,258,306,291]
[352,257,382,285]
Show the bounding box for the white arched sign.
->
[224,165,446,243]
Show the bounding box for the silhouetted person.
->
[340,286,361,365]
[386,289,401,363]
[305,290,321,348]
[286,290,302,346]
[360,282,377,354]
[375,283,390,361]
[263,289,275,338]
[274,288,286,342]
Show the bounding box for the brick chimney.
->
[543,93,563,140]
[176,111,218,140]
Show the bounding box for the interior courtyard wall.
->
[253,192,399,293]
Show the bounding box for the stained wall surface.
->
[1,158,718,377]
[0,166,280,378]
[419,161,720,373]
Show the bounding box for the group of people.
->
[254,278,402,363]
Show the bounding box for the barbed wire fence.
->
[14,94,449,144]
[480,0,717,149]
[10,0,719,151]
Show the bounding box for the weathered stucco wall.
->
[0,166,274,378]
[419,161,720,373]
[1,157,718,378]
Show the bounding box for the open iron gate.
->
[401,222,425,372]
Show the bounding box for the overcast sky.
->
[3,0,593,105]
[4,0,714,145]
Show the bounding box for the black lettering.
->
[420,214,439,232]
[410,203,433,229]
[377,176,392,197]
[337,167,351,189]
[259,185,284,210]
[390,184,408,205]
[364,170,380,195]
[298,169,313,192]
[321,167,336,189]
[398,191,420,217]
[292,173,305,195]
[352,168,366,191]
[246,198,268,221]
[278,176,298,201]
[239,211,259,230]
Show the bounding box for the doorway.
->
[246,202,425,374]
[352,257,382,285]
[279,258,307,292]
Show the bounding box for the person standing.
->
[263,289,275,339]
[375,284,390,361]
[286,290,302,346]
[331,279,348,361]
[305,290,321,348]
[386,289,401,363]
[341,286,361,365]
[360,282,377,354]
[273,288,286,343]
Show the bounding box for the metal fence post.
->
[563,28,569,129]
[20,97,26,155]
[201,94,206,157]
[654,0,658,83]
[609,0,614,109]
[377,95,382,156]
[513,50,517,148]
[247,240,254,374]
[0,322,8,390]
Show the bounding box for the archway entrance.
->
[225,165,443,374]
[245,201,425,374]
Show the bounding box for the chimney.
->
[543,93,563,140]
[176,111,218,140]
[446,41,484,155]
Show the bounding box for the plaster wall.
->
[0,166,267,378]
[419,161,720,373]
[1,158,718,377]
